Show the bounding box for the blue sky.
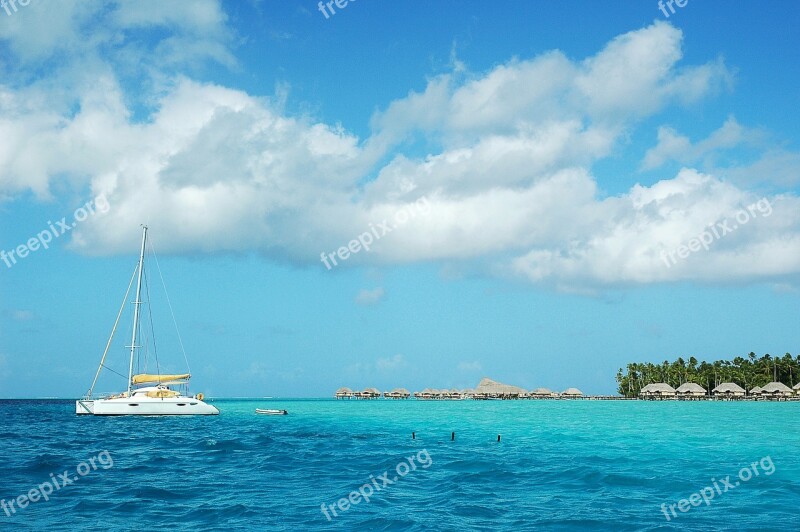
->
[0,0,798,398]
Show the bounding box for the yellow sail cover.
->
[132,373,191,385]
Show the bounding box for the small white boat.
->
[256,409,288,415]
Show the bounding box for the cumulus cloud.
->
[346,354,407,378]
[641,116,800,187]
[10,310,34,321]
[376,354,406,372]
[510,169,800,290]
[0,0,233,67]
[642,116,752,170]
[457,361,482,372]
[1,11,798,291]
[355,287,385,306]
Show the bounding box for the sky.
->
[0,0,798,398]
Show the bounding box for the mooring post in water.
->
[451,431,455,441]
[497,434,501,442]
[412,432,415,440]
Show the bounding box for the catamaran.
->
[76,226,218,415]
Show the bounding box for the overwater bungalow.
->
[460,388,475,399]
[359,387,381,399]
[749,386,763,398]
[640,383,677,400]
[794,383,800,395]
[418,388,434,400]
[384,388,411,399]
[675,382,707,400]
[335,387,355,399]
[561,387,583,399]
[761,382,793,400]
[712,382,746,400]
[530,387,556,399]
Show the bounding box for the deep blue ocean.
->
[1,399,798,530]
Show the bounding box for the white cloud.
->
[2,13,798,292]
[0,0,233,67]
[346,354,407,378]
[376,354,406,372]
[457,361,482,372]
[509,169,800,288]
[355,287,385,306]
[642,116,754,170]
[11,310,34,321]
[641,116,800,187]
[723,149,800,188]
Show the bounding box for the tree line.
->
[615,352,799,397]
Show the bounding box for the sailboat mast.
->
[127,225,148,395]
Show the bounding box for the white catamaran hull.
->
[76,397,218,416]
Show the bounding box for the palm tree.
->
[783,353,794,386]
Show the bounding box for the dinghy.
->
[256,408,288,415]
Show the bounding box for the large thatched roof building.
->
[474,377,527,399]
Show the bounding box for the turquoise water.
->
[1,399,799,530]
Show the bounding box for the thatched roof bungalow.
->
[335,387,355,399]
[712,382,746,399]
[640,383,677,399]
[384,388,411,399]
[360,387,381,399]
[675,382,706,399]
[561,387,583,398]
[761,382,793,399]
[448,388,462,399]
[418,388,434,400]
